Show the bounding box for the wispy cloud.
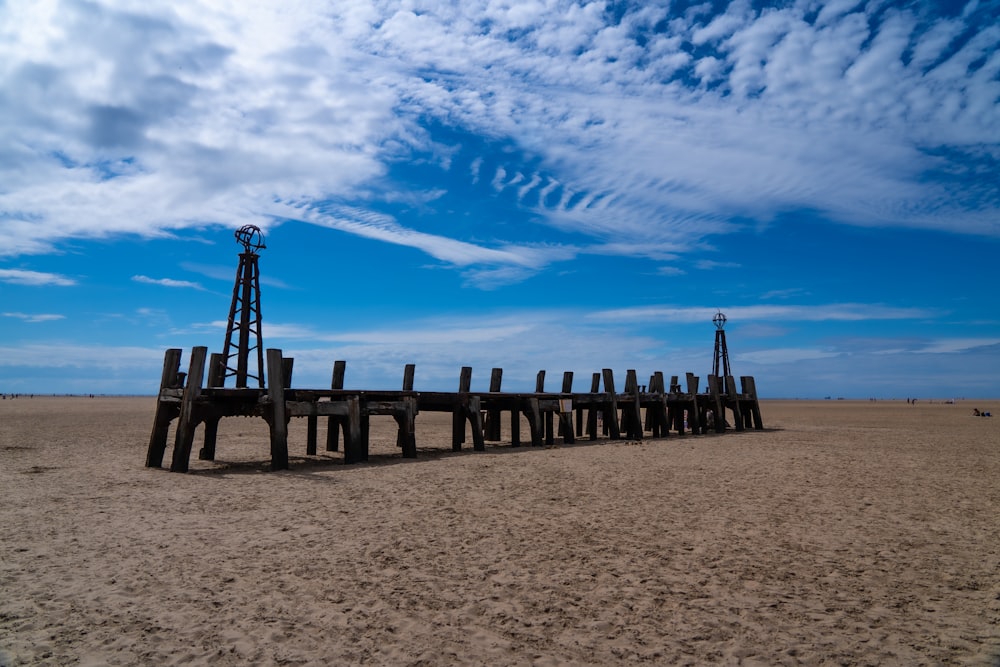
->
[3,312,66,323]
[588,303,936,323]
[132,275,205,290]
[0,269,76,286]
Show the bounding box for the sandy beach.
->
[1,396,998,665]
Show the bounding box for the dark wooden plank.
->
[602,369,621,439]
[198,416,220,461]
[344,396,364,463]
[266,348,290,470]
[306,413,318,455]
[327,361,346,451]
[146,348,182,468]
[170,346,207,472]
[741,376,764,429]
[586,372,601,440]
[623,369,642,440]
[485,368,503,441]
[207,352,226,387]
[725,375,745,432]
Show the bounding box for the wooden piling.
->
[485,368,503,441]
[602,369,622,439]
[265,348,290,471]
[169,346,207,472]
[146,348,183,468]
[326,360,346,452]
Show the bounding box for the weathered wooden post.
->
[602,369,622,440]
[706,375,726,433]
[452,367,485,452]
[535,371,555,447]
[586,372,601,440]
[741,376,764,429]
[622,370,643,440]
[343,396,364,464]
[197,352,225,461]
[485,368,503,441]
[265,348,289,471]
[560,372,574,444]
[725,375,745,432]
[170,346,208,472]
[146,348,183,468]
[686,372,703,435]
[326,360,346,452]
[646,372,669,437]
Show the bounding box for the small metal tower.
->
[711,310,732,380]
[221,225,266,388]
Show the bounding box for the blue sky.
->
[1,0,998,398]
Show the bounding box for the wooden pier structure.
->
[144,226,763,473]
[146,347,764,473]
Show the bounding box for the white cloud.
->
[914,337,1000,354]
[132,275,205,290]
[588,303,935,323]
[0,0,997,274]
[0,269,76,286]
[3,312,66,323]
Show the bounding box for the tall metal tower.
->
[221,225,266,388]
[711,310,732,379]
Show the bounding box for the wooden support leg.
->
[526,398,543,447]
[545,410,554,446]
[669,404,685,435]
[265,348,289,471]
[560,408,575,444]
[396,397,417,458]
[198,416,220,461]
[306,414,318,455]
[510,409,520,447]
[486,368,502,441]
[146,348,182,468]
[170,346,207,473]
[327,417,341,451]
[343,397,363,464]
[361,414,371,458]
[452,407,465,452]
[469,396,485,451]
[602,369,621,440]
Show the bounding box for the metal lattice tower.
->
[222,225,266,388]
[711,310,732,380]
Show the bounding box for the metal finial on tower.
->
[711,310,732,379]
[221,225,266,388]
[713,310,727,331]
[235,224,266,254]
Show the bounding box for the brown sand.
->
[1,397,998,665]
